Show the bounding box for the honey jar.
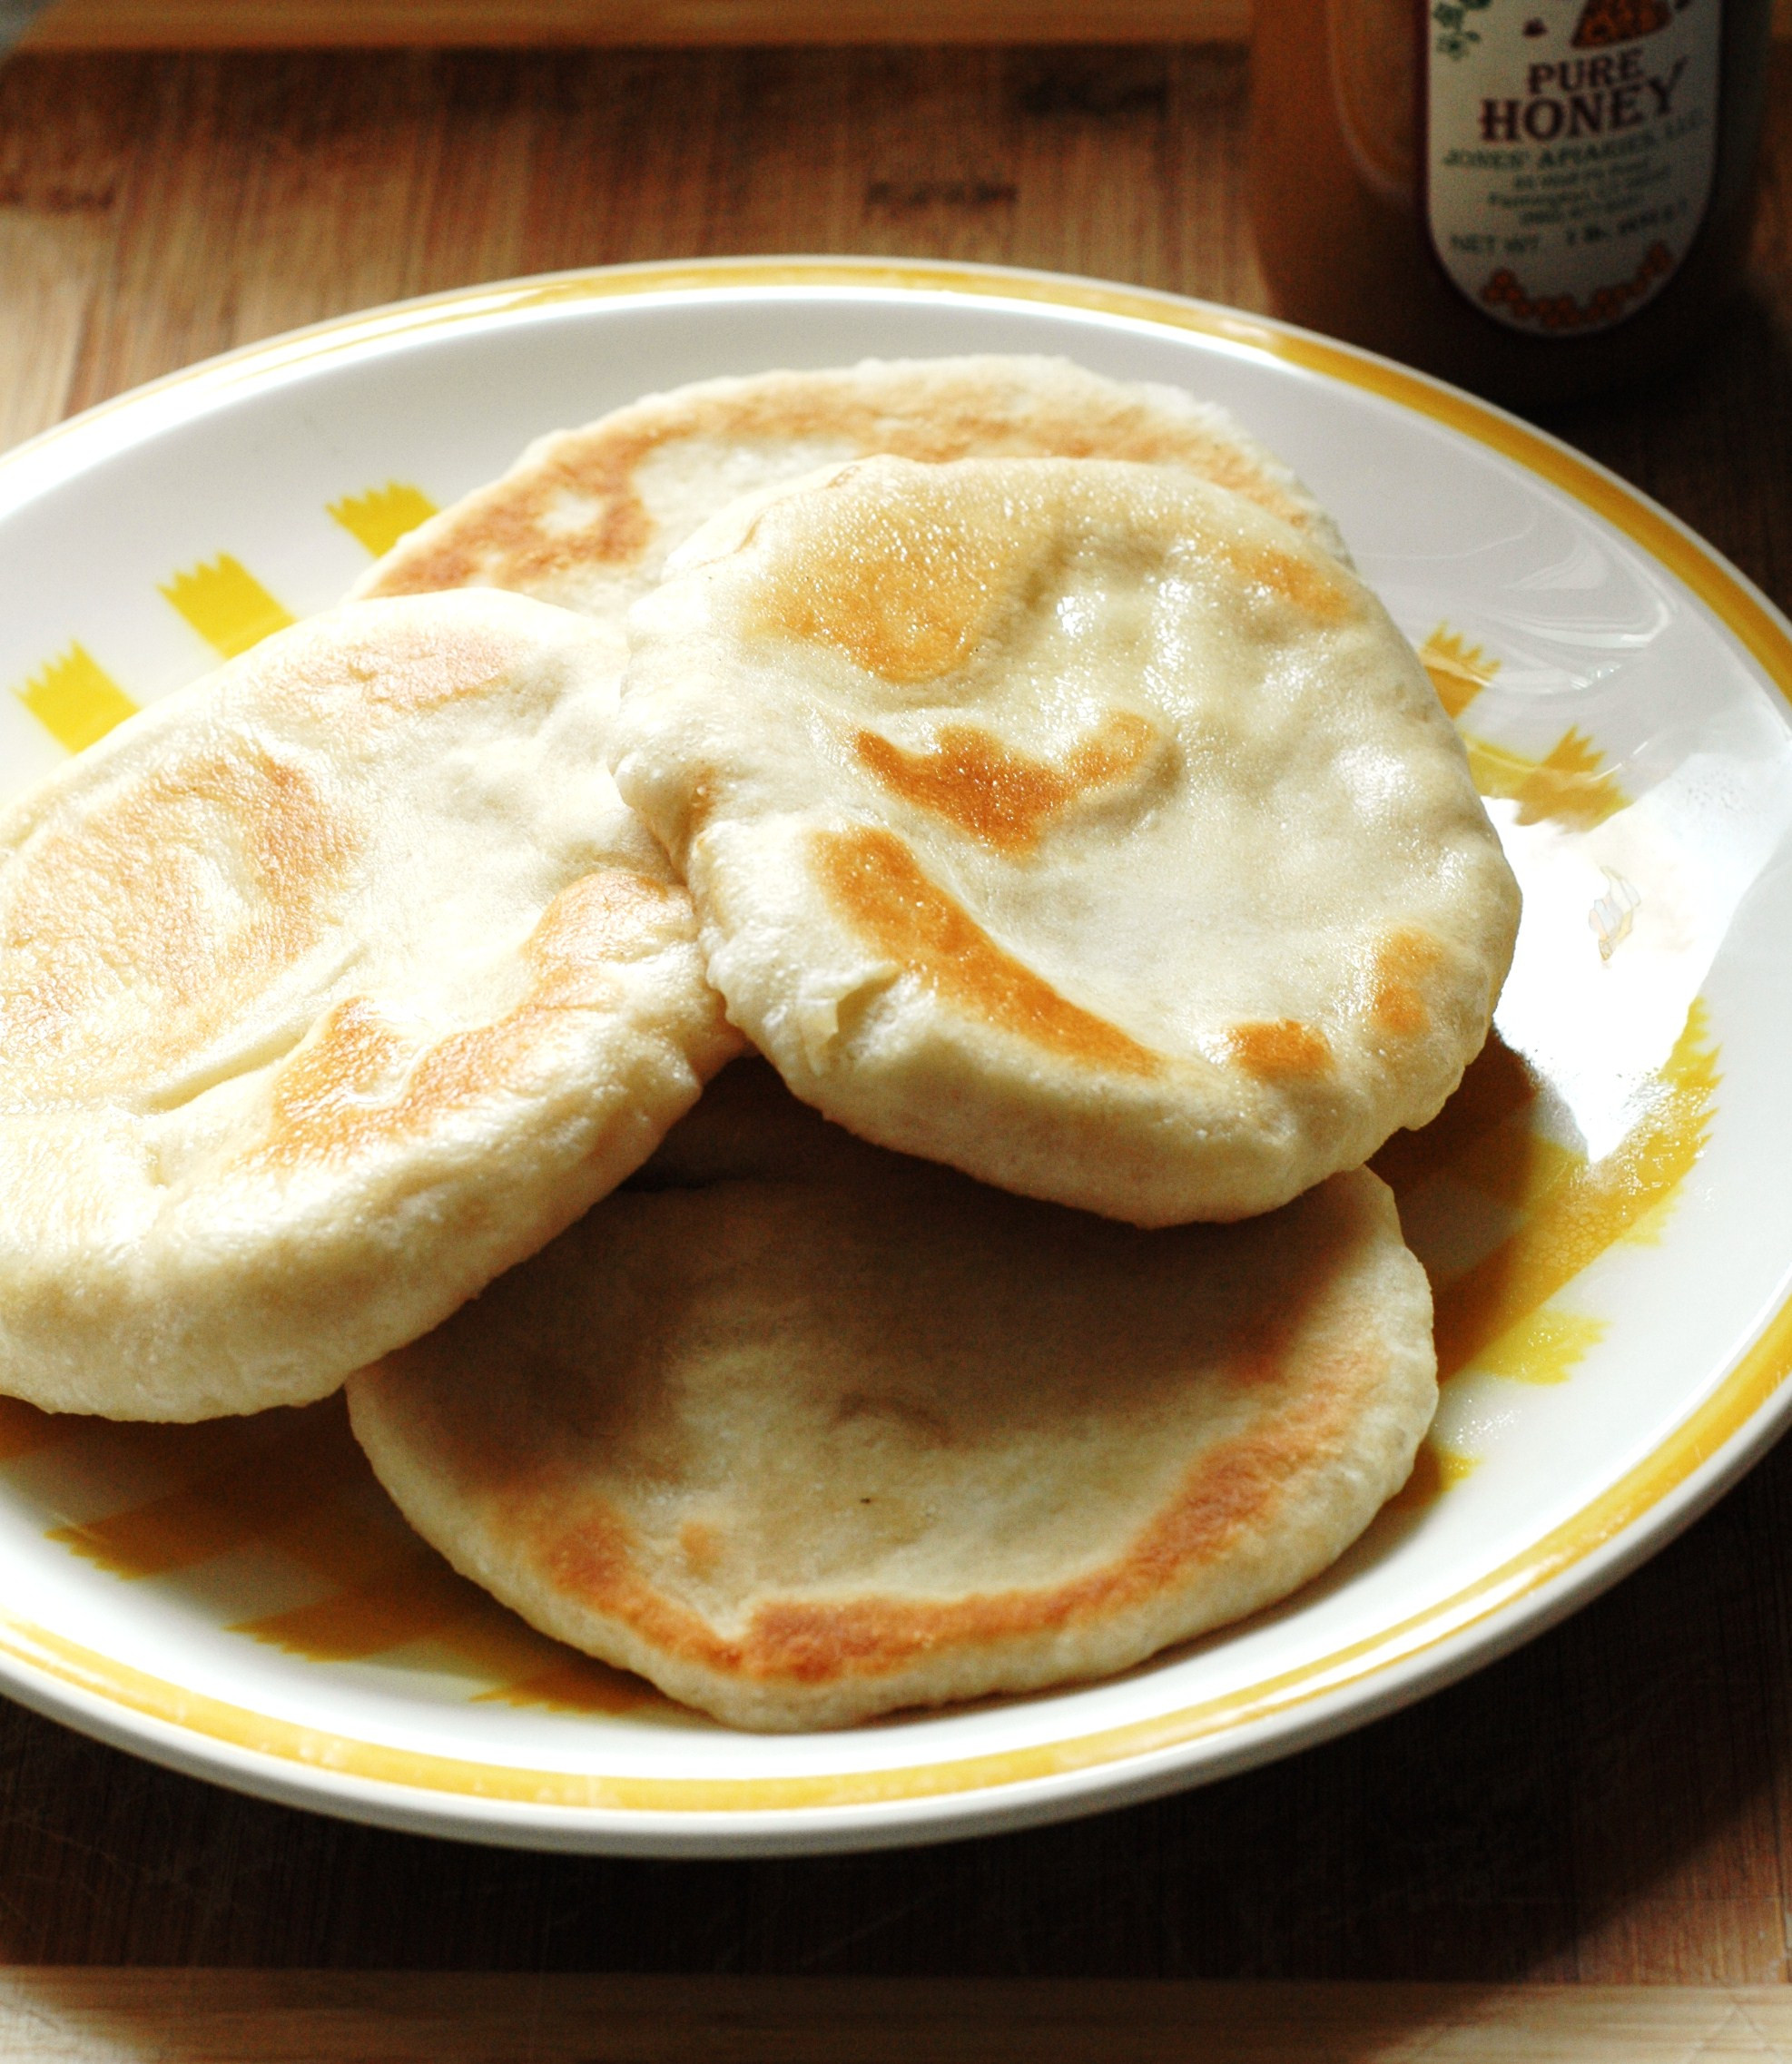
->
[1250,0,1773,407]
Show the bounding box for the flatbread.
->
[351,355,1353,686]
[347,1060,1437,1732]
[612,455,1521,1225]
[0,591,740,1420]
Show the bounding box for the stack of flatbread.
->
[0,358,1519,1730]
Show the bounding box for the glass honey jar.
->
[1249,0,1773,408]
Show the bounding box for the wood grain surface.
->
[19,1,1792,47]
[21,0,1262,45]
[11,1971,1792,2059]
[4,38,1792,2010]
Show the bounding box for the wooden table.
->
[7,37,1792,2059]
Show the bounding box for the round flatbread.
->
[0,592,740,1420]
[351,355,1354,682]
[347,1060,1437,1732]
[613,455,1520,1225]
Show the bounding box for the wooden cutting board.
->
[18,1,1250,45]
[17,0,1792,42]
[9,1971,1792,2059]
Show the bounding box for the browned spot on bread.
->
[359,365,1330,599]
[853,711,1161,852]
[756,487,1018,684]
[537,864,691,970]
[1367,926,1446,1038]
[1213,536,1354,623]
[678,1520,724,1577]
[0,746,354,1106]
[532,1341,1363,1689]
[257,998,409,1167]
[812,826,1159,1076]
[1226,1019,1334,1080]
[256,617,528,716]
[253,867,688,1170]
[362,447,653,595]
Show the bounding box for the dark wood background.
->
[5,43,1792,1987]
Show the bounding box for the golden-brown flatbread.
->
[351,355,1354,674]
[0,592,740,1420]
[347,1061,1438,1732]
[613,455,1521,1225]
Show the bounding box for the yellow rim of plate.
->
[6,255,1792,1821]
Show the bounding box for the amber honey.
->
[1250,0,1771,407]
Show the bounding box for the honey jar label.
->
[1424,0,1721,334]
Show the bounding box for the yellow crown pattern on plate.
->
[327,482,439,557]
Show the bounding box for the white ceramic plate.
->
[4,258,1791,1857]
